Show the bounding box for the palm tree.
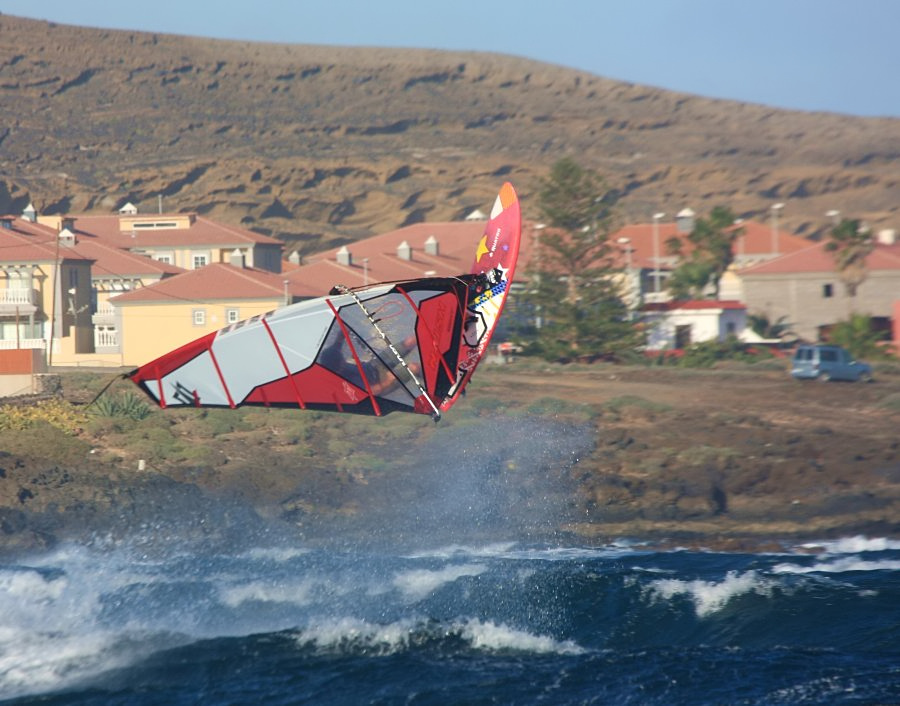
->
[825,218,874,313]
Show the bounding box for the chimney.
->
[58,227,77,247]
[397,240,412,261]
[229,248,246,268]
[336,245,352,266]
[676,208,695,233]
[878,228,896,245]
[22,203,37,222]
[424,234,439,256]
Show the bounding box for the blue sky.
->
[5,0,899,117]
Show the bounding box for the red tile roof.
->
[70,237,185,278]
[1,217,182,277]
[110,262,320,304]
[287,221,490,294]
[740,241,900,275]
[643,300,746,311]
[0,220,93,264]
[611,219,811,270]
[64,213,282,247]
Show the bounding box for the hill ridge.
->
[2,14,899,254]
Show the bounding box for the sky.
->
[4,0,900,118]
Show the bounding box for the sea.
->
[1,533,899,705]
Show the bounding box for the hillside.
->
[2,14,900,256]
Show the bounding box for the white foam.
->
[240,546,312,562]
[0,567,67,603]
[294,616,421,656]
[293,616,585,656]
[405,543,640,562]
[648,570,774,618]
[217,577,315,607]
[0,630,145,698]
[460,618,584,655]
[772,556,900,574]
[392,563,486,601]
[404,542,518,559]
[798,536,900,555]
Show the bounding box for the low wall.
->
[0,349,46,374]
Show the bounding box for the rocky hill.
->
[2,14,900,256]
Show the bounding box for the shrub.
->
[90,391,151,421]
[0,398,89,434]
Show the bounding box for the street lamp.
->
[770,202,785,256]
[617,236,634,314]
[532,223,546,329]
[652,212,665,297]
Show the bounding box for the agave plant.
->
[91,391,151,421]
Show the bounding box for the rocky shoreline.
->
[1,363,899,556]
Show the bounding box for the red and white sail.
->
[128,183,521,419]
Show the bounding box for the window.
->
[823,283,833,298]
[155,252,174,265]
[192,309,206,326]
[192,253,210,269]
[226,308,240,324]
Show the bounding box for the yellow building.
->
[111,262,319,366]
[0,216,94,365]
[6,202,284,367]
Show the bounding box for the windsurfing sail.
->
[127,182,521,420]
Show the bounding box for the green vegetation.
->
[514,157,640,362]
[825,218,874,306]
[0,398,88,434]
[666,206,742,300]
[828,313,894,361]
[602,394,672,416]
[89,391,151,421]
[748,313,794,340]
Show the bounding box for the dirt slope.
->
[2,15,900,256]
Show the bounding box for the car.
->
[790,344,873,382]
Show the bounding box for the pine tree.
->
[517,158,639,362]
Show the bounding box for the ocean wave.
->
[772,556,900,574]
[292,616,585,656]
[0,566,67,604]
[404,542,644,562]
[217,576,317,608]
[392,563,486,601]
[646,570,775,618]
[798,536,900,555]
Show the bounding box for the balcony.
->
[0,288,38,315]
[92,301,117,325]
[0,338,45,350]
[94,324,118,352]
